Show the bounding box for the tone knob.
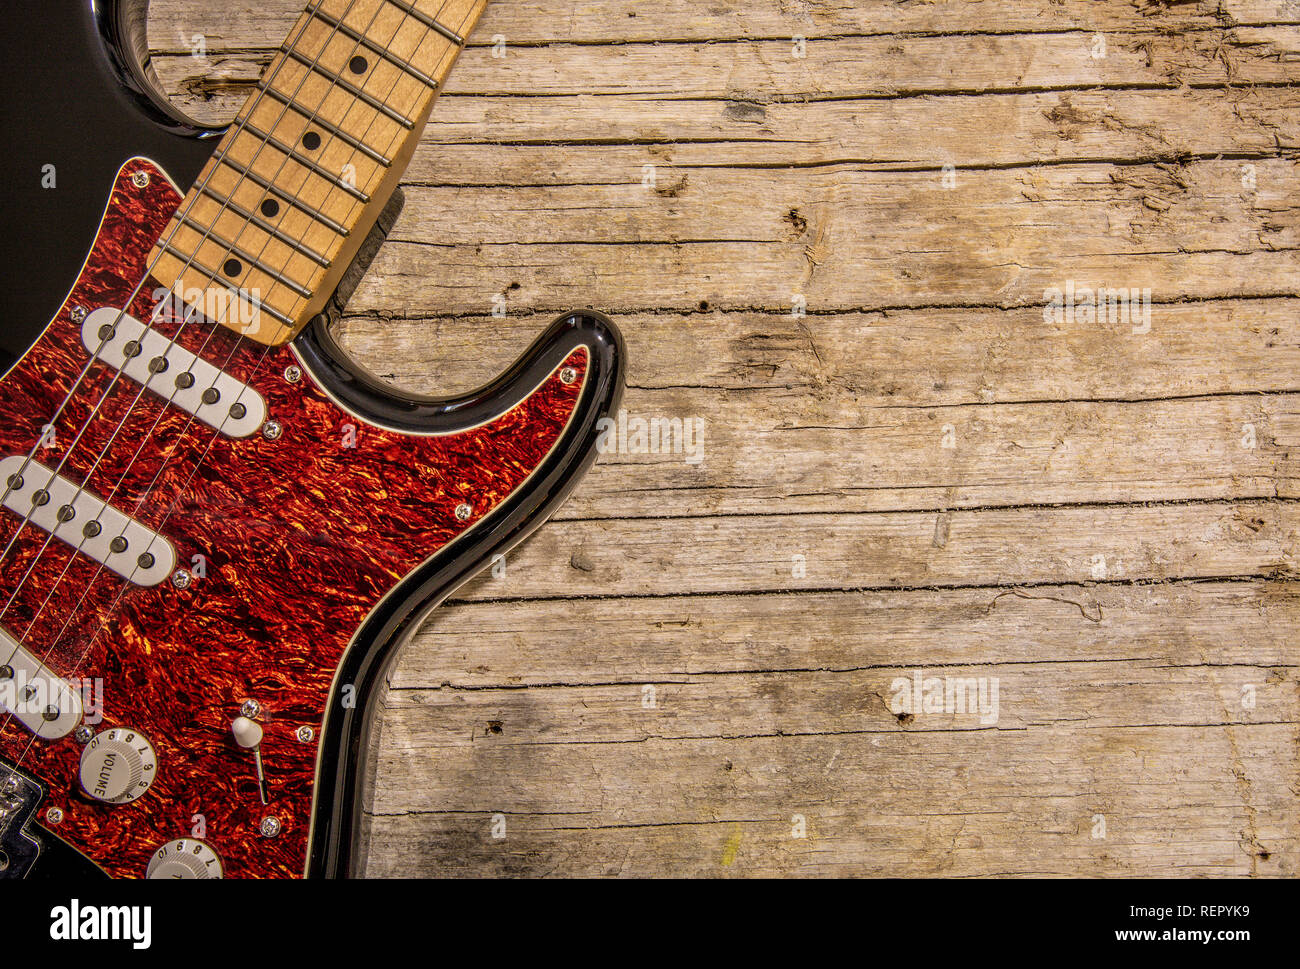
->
[78,727,157,804]
[146,839,223,879]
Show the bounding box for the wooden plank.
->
[332,301,1300,518]
[388,580,1300,686]
[301,359,1300,517]
[497,394,1300,517]
[383,587,1299,745]
[151,25,1300,115]
[361,725,1296,876]
[386,157,1300,249]
[338,154,1300,316]
[443,500,1298,601]
[148,0,1300,49]
[334,299,1300,405]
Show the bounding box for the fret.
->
[216,159,351,237]
[234,120,371,203]
[307,7,440,90]
[382,0,465,45]
[155,241,297,327]
[173,213,315,300]
[149,0,491,346]
[278,45,415,130]
[198,186,333,268]
[256,83,394,168]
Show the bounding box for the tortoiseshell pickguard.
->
[0,159,586,878]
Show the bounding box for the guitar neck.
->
[148,0,489,346]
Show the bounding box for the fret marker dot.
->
[260,198,280,218]
[349,55,368,75]
[223,258,243,278]
[302,131,322,151]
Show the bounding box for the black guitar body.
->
[0,0,623,878]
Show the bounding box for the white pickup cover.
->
[82,307,266,438]
[0,456,175,587]
[0,626,83,739]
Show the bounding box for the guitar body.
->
[0,1,622,878]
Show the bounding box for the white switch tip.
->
[231,716,263,749]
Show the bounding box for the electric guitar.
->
[0,0,623,878]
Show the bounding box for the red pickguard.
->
[0,159,585,878]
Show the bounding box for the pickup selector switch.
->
[78,727,157,804]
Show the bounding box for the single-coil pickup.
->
[82,307,266,439]
[0,626,84,739]
[0,456,176,587]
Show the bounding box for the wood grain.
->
[150,0,1299,877]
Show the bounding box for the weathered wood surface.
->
[151,0,1299,877]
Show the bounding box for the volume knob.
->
[78,727,157,804]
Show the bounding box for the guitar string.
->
[0,13,397,772]
[0,0,422,641]
[0,0,469,793]
[0,0,364,578]
[0,0,469,787]
[0,0,443,756]
[7,0,471,787]
[0,0,379,631]
[0,0,391,764]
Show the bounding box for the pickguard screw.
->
[296,725,314,743]
[171,570,192,590]
[70,306,87,324]
[259,816,281,838]
[131,171,150,189]
[45,807,63,825]
[240,699,261,718]
[74,725,93,744]
[284,365,302,384]
[262,421,283,441]
[560,367,577,385]
[455,503,473,521]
